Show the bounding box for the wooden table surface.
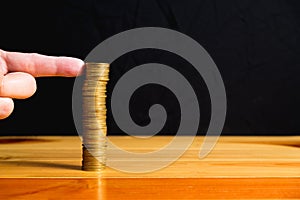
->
[0,136,299,199]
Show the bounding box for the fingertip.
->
[76,60,85,76]
[24,73,37,98]
[56,57,85,76]
[0,98,14,119]
[2,72,37,99]
[73,58,85,76]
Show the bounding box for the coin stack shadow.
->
[82,63,109,171]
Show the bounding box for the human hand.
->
[0,49,84,119]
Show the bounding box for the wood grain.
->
[0,136,299,199]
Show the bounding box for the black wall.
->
[0,0,300,136]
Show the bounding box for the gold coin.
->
[82,62,109,172]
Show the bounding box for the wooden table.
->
[0,136,299,199]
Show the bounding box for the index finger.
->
[2,50,85,77]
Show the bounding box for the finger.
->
[2,50,84,77]
[0,72,37,99]
[0,97,14,119]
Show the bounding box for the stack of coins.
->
[82,63,109,171]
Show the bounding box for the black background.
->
[0,0,299,136]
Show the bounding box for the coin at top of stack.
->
[82,62,109,171]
